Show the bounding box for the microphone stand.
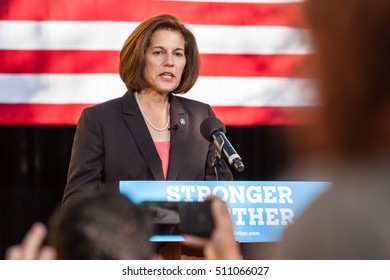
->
[212,151,222,181]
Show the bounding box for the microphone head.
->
[200,116,226,142]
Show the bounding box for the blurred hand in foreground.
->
[6,222,57,260]
[182,196,241,260]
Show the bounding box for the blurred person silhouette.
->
[62,14,232,211]
[272,0,390,259]
[186,0,390,260]
[275,0,390,259]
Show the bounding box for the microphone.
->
[200,116,245,172]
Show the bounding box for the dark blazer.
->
[62,91,233,209]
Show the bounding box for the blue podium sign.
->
[120,181,331,242]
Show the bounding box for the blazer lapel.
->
[167,95,188,180]
[121,91,164,180]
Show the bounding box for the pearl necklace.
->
[134,92,170,132]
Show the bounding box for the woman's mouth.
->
[160,72,175,79]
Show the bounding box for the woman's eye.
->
[174,52,184,57]
[153,51,163,55]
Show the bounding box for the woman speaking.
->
[62,14,233,209]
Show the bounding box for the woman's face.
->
[143,29,186,95]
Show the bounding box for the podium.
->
[158,243,204,260]
[120,180,331,259]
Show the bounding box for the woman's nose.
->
[164,53,174,66]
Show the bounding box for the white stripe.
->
[0,21,310,54]
[193,25,310,54]
[0,21,136,51]
[192,76,317,106]
[0,74,125,104]
[0,74,317,106]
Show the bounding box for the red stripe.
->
[0,0,304,27]
[0,50,120,74]
[0,104,90,125]
[0,50,307,77]
[0,104,315,126]
[201,54,307,78]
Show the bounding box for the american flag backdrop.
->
[0,0,315,126]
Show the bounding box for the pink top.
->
[154,141,170,179]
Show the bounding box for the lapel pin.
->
[179,118,186,125]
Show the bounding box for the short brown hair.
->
[119,14,200,94]
[50,193,154,259]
